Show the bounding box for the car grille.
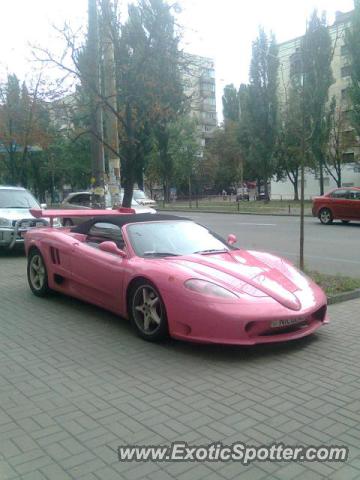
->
[12,219,49,228]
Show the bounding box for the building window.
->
[341,88,349,100]
[343,110,353,123]
[341,66,351,78]
[204,112,216,120]
[203,68,215,79]
[341,45,349,56]
[342,130,355,145]
[202,82,215,92]
[290,51,302,77]
[203,97,216,106]
[342,152,355,162]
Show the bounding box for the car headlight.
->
[0,217,12,227]
[184,279,238,299]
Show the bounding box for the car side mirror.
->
[227,234,237,245]
[40,203,47,209]
[99,241,126,257]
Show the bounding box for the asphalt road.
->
[1,212,359,277]
[175,212,360,278]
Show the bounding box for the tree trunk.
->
[188,175,192,208]
[9,148,17,184]
[88,0,105,206]
[318,158,324,195]
[122,175,134,208]
[337,164,341,187]
[264,179,270,202]
[20,146,28,187]
[163,181,169,204]
[293,180,299,201]
[136,171,144,191]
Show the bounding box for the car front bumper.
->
[165,292,329,345]
[0,227,24,248]
[0,218,49,249]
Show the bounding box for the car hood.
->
[133,205,156,214]
[167,250,312,311]
[137,199,156,205]
[0,208,36,221]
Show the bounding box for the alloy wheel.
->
[319,208,332,225]
[29,254,46,291]
[132,284,163,335]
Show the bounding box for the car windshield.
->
[0,189,39,209]
[127,221,230,257]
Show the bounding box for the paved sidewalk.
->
[0,253,360,480]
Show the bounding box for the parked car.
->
[25,209,328,344]
[236,187,249,201]
[133,189,157,207]
[60,191,156,226]
[256,192,270,201]
[0,186,60,250]
[312,187,360,224]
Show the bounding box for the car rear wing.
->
[30,207,136,226]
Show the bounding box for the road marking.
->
[237,223,276,226]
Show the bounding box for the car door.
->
[347,189,360,220]
[329,189,349,218]
[67,193,91,209]
[70,222,127,313]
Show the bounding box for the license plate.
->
[271,318,302,328]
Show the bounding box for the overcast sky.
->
[0,0,354,119]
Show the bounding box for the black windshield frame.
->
[125,220,234,258]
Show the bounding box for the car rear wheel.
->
[63,218,73,227]
[27,249,50,297]
[129,281,168,341]
[319,208,333,225]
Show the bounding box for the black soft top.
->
[71,213,189,235]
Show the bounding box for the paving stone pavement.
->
[0,251,360,480]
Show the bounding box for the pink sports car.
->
[25,209,329,345]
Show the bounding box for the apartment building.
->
[182,53,217,154]
[272,10,360,198]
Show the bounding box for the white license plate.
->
[271,318,302,328]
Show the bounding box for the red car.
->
[24,208,328,345]
[312,187,360,225]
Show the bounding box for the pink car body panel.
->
[25,213,329,345]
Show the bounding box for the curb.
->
[327,288,360,305]
[157,208,313,218]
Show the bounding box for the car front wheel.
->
[129,281,168,341]
[319,208,333,225]
[27,249,50,297]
